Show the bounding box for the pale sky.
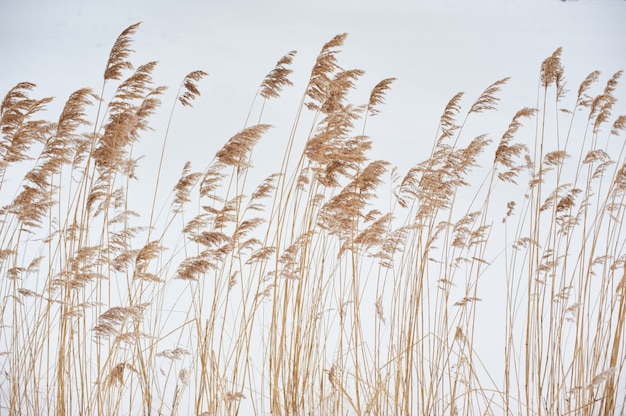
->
[2,0,625,179]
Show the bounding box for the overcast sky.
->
[2,0,625,180]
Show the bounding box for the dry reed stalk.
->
[1,23,625,416]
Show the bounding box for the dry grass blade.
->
[156,347,190,360]
[1,82,36,113]
[469,77,509,113]
[260,50,297,100]
[304,107,369,186]
[178,70,209,107]
[200,162,226,199]
[321,69,365,114]
[109,61,159,112]
[215,124,272,167]
[0,82,47,161]
[105,363,138,387]
[305,33,348,111]
[31,88,98,178]
[540,46,563,88]
[367,77,396,117]
[247,172,281,210]
[134,240,163,280]
[93,304,150,338]
[612,163,626,197]
[55,88,97,139]
[173,161,203,210]
[94,64,163,176]
[0,94,54,167]
[2,24,625,416]
[611,115,626,136]
[353,212,393,251]
[319,160,389,237]
[544,150,569,166]
[494,107,534,183]
[5,185,52,230]
[583,149,611,165]
[591,70,622,134]
[577,70,601,107]
[176,254,216,281]
[104,22,142,81]
[437,91,464,143]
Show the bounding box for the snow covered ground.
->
[1,0,625,414]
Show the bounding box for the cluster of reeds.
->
[1,23,624,415]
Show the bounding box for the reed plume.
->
[1,24,624,416]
